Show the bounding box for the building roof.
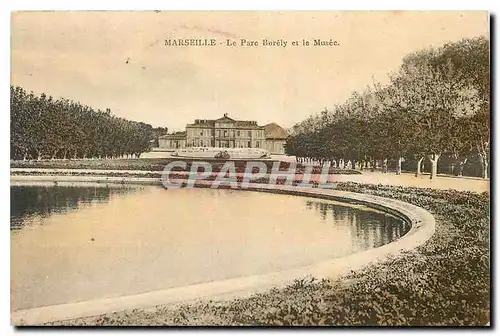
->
[235,120,262,128]
[186,119,216,128]
[263,123,288,139]
[186,114,263,129]
[215,115,236,123]
[159,131,186,139]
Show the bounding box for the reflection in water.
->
[11,185,409,310]
[10,185,134,230]
[305,200,410,249]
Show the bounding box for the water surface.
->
[11,184,409,310]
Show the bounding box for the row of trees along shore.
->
[285,36,490,179]
[11,86,157,160]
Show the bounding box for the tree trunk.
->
[457,158,468,177]
[396,157,403,175]
[415,157,424,177]
[382,158,388,173]
[428,154,441,180]
[479,153,489,179]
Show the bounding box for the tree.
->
[10,86,156,160]
[387,49,478,179]
[284,36,490,179]
[434,37,490,179]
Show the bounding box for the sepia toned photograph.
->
[10,10,490,327]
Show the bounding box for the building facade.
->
[158,114,288,154]
[263,122,289,155]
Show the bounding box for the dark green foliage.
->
[10,86,153,160]
[286,37,490,178]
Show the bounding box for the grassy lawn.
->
[44,182,490,326]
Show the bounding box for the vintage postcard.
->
[10,10,490,327]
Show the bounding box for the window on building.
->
[211,129,215,136]
[256,141,260,148]
[200,130,203,136]
[217,130,220,137]
[237,130,240,137]
[200,140,203,147]
[248,141,251,148]
[224,130,228,137]
[248,130,251,137]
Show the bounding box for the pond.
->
[11,184,410,310]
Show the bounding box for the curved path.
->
[11,179,435,325]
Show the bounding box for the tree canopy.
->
[285,36,490,178]
[11,86,154,160]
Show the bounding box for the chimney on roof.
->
[224,113,228,117]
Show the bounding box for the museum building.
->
[158,114,288,154]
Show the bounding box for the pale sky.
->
[11,11,489,131]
